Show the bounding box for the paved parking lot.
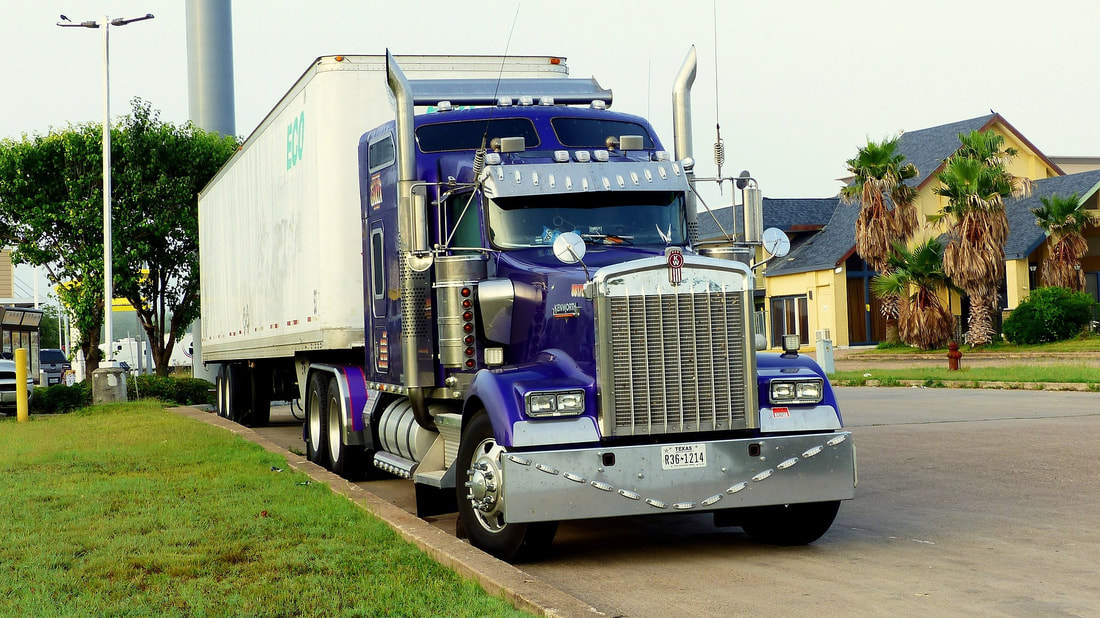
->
[253,388,1100,616]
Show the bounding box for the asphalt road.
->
[255,388,1100,616]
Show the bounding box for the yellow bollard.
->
[15,348,29,422]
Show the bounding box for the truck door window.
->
[444,191,483,251]
[368,135,395,172]
[370,227,386,316]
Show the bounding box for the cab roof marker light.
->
[602,177,611,190]
[553,150,570,162]
[497,97,513,107]
[436,100,453,112]
[593,150,609,162]
[540,96,555,106]
[485,152,502,165]
[574,150,591,163]
[518,95,534,106]
[654,150,671,162]
[590,100,607,110]
[616,174,626,188]
[630,172,640,185]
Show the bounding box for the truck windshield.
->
[486,191,686,249]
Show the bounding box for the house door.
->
[846,276,886,345]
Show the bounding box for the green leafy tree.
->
[0,99,238,374]
[871,239,956,350]
[111,100,238,375]
[0,123,108,367]
[933,130,1030,347]
[841,136,919,343]
[1031,193,1095,291]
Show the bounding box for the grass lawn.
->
[0,403,527,617]
[847,333,1100,355]
[832,364,1100,388]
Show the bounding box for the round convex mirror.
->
[553,231,587,264]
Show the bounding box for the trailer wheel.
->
[739,500,841,546]
[456,411,557,562]
[216,365,229,418]
[326,376,365,478]
[305,372,328,465]
[225,363,251,424]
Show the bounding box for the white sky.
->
[3,0,1099,201]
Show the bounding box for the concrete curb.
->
[169,406,604,618]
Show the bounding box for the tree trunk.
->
[965,293,996,347]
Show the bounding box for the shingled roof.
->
[763,197,850,276]
[696,197,839,242]
[1004,170,1100,260]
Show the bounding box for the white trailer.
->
[199,55,569,366]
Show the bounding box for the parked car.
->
[0,358,35,414]
[39,348,71,386]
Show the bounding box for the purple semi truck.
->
[199,51,856,561]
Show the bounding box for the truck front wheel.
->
[456,412,557,562]
[739,500,841,546]
[305,372,328,465]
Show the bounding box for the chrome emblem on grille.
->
[665,247,684,285]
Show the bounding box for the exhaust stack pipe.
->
[672,46,698,243]
[386,51,435,430]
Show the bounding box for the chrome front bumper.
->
[502,432,856,523]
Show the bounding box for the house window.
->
[770,295,809,348]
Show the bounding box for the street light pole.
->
[58,13,153,368]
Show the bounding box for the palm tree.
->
[871,239,956,350]
[840,137,920,273]
[840,137,919,343]
[1032,193,1095,291]
[933,130,1030,347]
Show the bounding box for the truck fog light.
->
[484,347,503,365]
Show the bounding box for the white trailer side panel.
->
[199,55,569,361]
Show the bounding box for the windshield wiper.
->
[580,233,634,246]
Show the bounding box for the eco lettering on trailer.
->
[287,111,305,170]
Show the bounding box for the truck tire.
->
[216,365,228,418]
[739,500,841,546]
[225,363,251,424]
[305,372,328,465]
[325,376,365,478]
[456,411,557,562]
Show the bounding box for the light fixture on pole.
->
[58,13,154,367]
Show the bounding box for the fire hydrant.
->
[947,341,962,371]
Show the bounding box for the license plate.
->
[661,443,707,470]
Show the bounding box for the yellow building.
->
[702,113,1100,347]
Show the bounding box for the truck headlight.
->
[525,390,585,418]
[769,379,823,405]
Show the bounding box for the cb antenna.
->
[473,5,522,179]
[712,0,725,185]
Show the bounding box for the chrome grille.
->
[598,266,751,436]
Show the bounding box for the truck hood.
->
[489,246,670,372]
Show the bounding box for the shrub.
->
[127,375,216,406]
[1002,287,1095,344]
[30,383,93,414]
